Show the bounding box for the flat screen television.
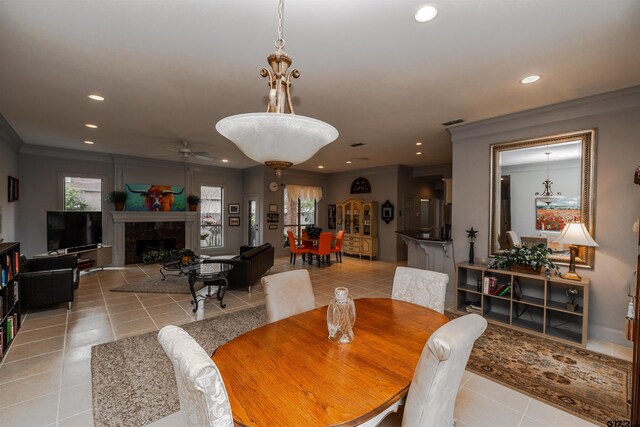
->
[47,211,103,252]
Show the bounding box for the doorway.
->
[246,196,260,246]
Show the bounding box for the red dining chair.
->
[301,230,314,249]
[287,231,310,265]
[330,230,345,263]
[309,232,333,267]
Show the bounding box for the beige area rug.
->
[109,275,204,294]
[91,305,266,427]
[447,311,631,425]
[91,305,630,427]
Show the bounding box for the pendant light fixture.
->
[216,0,338,178]
[535,151,562,205]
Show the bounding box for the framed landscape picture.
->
[535,197,580,231]
[229,217,240,226]
[228,204,240,214]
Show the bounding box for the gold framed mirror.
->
[489,129,597,267]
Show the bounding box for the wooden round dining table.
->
[212,298,449,427]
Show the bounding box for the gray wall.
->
[17,146,244,258]
[326,166,400,262]
[450,86,640,346]
[0,116,21,242]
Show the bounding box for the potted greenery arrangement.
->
[186,194,201,211]
[107,190,128,211]
[304,225,323,240]
[566,288,579,311]
[141,249,175,264]
[200,232,210,241]
[178,248,196,264]
[489,244,560,278]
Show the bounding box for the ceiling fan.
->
[152,140,214,161]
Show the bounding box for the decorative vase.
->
[327,287,356,344]
[181,255,193,265]
[509,264,542,274]
[114,202,125,211]
[468,241,475,264]
[565,303,577,312]
[189,204,198,212]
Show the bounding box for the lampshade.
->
[216,113,338,165]
[554,222,598,247]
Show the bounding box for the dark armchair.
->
[20,255,79,310]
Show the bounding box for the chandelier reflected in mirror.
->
[535,151,562,205]
[216,0,338,178]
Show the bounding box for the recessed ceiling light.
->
[84,140,94,145]
[318,165,324,169]
[521,75,541,84]
[221,159,229,163]
[415,5,437,23]
[416,142,422,146]
[346,161,352,164]
[85,123,98,129]
[416,152,422,155]
[88,94,104,101]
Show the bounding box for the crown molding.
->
[449,85,640,143]
[0,114,25,152]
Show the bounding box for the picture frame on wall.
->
[268,204,278,213]
[7,176,19,202]
[328,204,336,229]
[229,216,240,226]
[267,213,279,223]
[268,224,278,230]
[228,204,240,214]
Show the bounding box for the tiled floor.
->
[0,256,632,427]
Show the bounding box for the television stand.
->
[35,245,112,271]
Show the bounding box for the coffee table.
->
[180,260,233,310]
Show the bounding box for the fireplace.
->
[125,222,185,264]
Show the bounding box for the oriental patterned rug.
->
[447,311,631,425]
[90,305,631,427]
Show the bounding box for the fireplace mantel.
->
[110,211,198,223]
[110,211,199,265]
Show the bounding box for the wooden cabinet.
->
[35,245,112,270]
[455,262,589,347]
[0,242,21,360]
[336,199,378,259]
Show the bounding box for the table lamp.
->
[554,222,598,281]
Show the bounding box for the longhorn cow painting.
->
[125,184,186,211]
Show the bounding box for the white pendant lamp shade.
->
[216,113,338,165]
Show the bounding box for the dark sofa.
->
[222,243,274,291]
[20,255,79,310]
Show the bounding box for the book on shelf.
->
[13,282,18,302]
[6,316,13,342]
[0,329,3,357]
[497,285,511,297]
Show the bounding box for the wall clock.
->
[269,181,279,192]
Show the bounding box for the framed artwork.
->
[328,204,336,229]
[381,200,394,224]
[535,197,580,231]
[228,204,240,214]
[268,204,278,213]
[267,213,279,223]
[229,216,240,226]
[7,176,19,202]
[124,184,185,211]
[268,224,278,230]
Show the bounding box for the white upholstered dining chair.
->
[401,314,487,427]
[392,267,448,314]
[158,325,233,427]
[262,269,316,323]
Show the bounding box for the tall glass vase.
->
[327,287,356,344]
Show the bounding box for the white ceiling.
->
[1,0,639,173]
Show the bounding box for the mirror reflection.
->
[490,130,596,267]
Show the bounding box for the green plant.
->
[178,248,196,257]
[304,225,323,239]
[200,232,210,240]
[141,249,175,264]
[65,187,89,211]
[107,190,128,204]
[186,194,201,205]
[489,244,560,276]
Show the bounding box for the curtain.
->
[286,185,323,201]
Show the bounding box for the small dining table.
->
[211,298,448,427]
